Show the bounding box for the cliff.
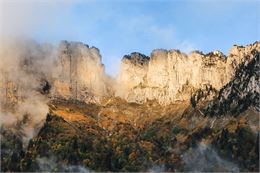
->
[1,40,259,172]
[51,41,110,103]
[116,42,260,104]
[1,41,258,106]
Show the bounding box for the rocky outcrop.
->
[116,42,260,105]
[51,41,110,103]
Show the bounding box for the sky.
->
[0,0,259,76]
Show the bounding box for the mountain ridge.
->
[116,42,259,105]
[0,40,259,172]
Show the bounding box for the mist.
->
[36,156,90,172]
[0,38,113,146]
[0,39,57,145]
[182,141,239,172]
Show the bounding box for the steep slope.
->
[2,97,258,172]
[205,48,259,116]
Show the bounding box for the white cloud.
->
[0,0,197,77]
[0,0,77,40]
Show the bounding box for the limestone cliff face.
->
[52,41,109,103]
[116,42,260,104]
[115,52,150,103]
[0,41,111,105]
[1,40,258,106]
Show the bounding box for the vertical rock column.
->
[52,41,109,103]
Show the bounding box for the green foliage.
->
[171,126,181,135]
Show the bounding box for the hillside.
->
[1,98,259,172]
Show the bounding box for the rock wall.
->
[116,42,260,105]
[52,41,110,103]
[1,40,258,106]
[0,41,111,105]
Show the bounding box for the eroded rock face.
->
[52,41,110,103]
[205,50,260,116]
[0,40,112,106]
[116,42,260,105]
[1,40,259,106]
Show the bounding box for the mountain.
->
[0,41,259,172]
[116,43,259,104]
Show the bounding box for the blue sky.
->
[1,0,259,76]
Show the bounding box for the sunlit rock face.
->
[1,40,258,106]
[116,42,260,105]
[52,41,109,103]
[0,40,111,105]
[115,52,150,103]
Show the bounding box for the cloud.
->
[182,141,239,172]
[36,156,90,172]
[103,54,122,77]
[0,39,55,146]
[0,0,77,41]
[0,0,197,77]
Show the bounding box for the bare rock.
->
[116,42,260,105]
